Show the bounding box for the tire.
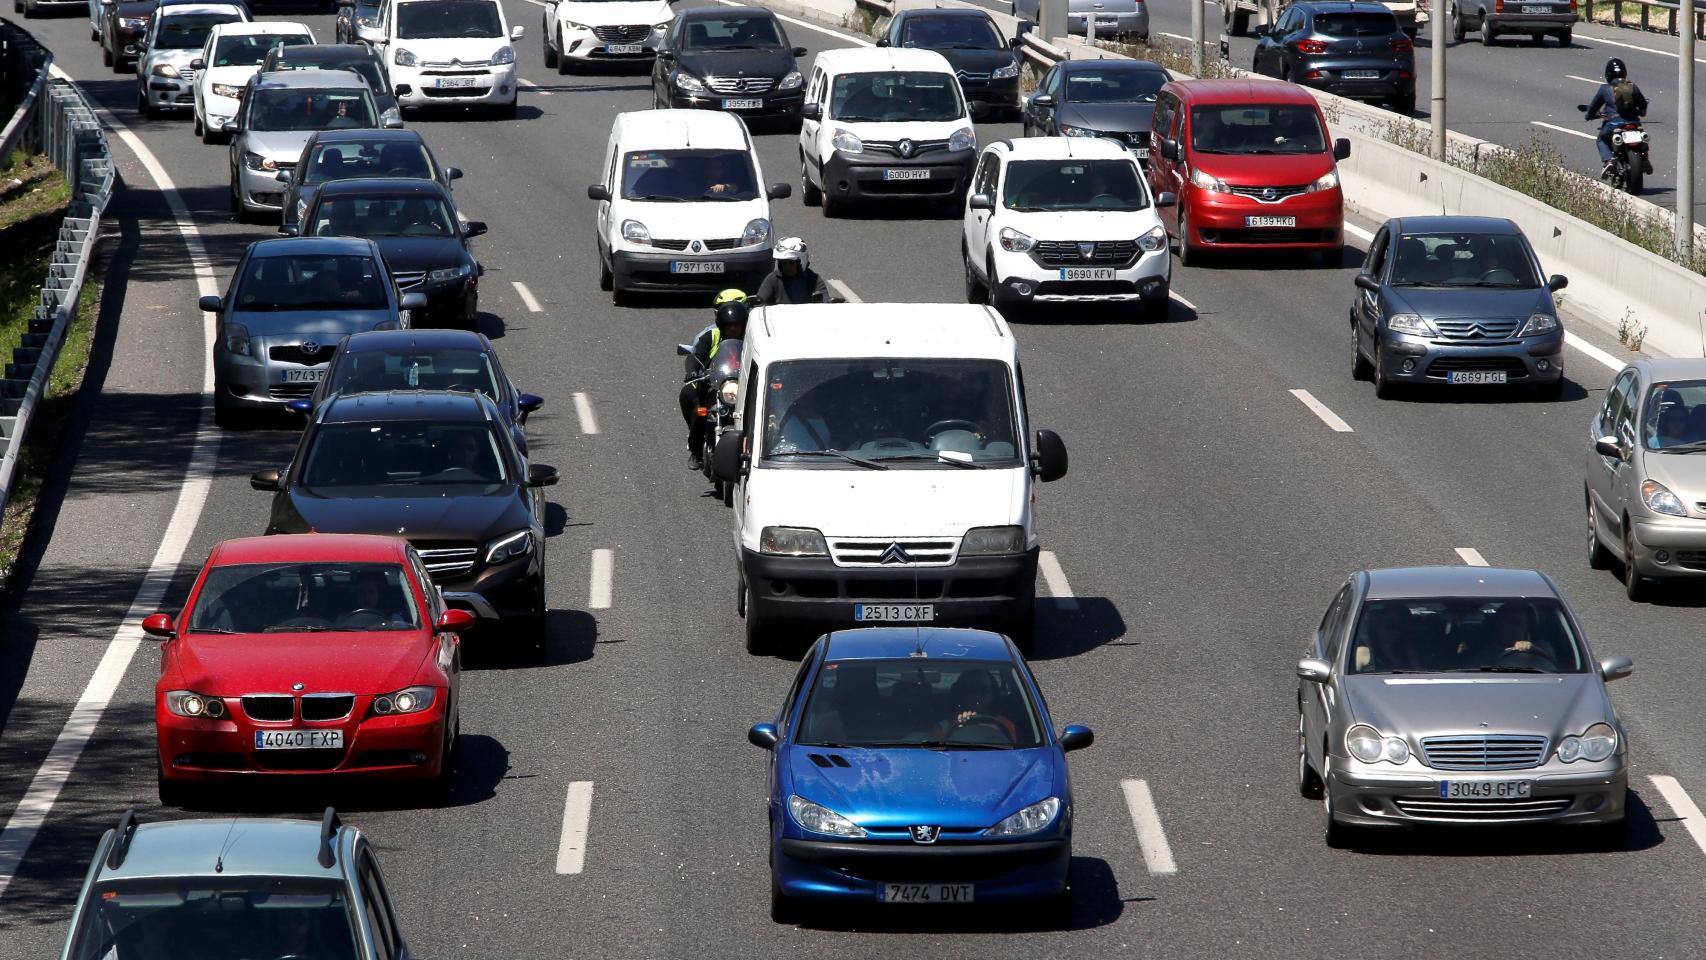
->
[1623,525,1650,601]
[611,283,630,307]
[1373,340,1400,399]
[820,187,839,219]
[138,89,156,119]
[157,769,194,809]
[213,391,242,429]
[1176,210,1197,267]
[542,26,558,69]
[598,255,613,291]
[1450,4,1466,42]
[799,154,821,206]
[1396,91,1415,116]
[983,254,1004,313]
[229,179,246,222]
[1298,715,1324,799]
[1479,14,1496,45]
[743,583,772,655]
[1351,322,1373,381]
[1625,163,1644,195]
[962,248,985,303]
[1528,32,1545,45]
[1142,285,1169,321]
[1320,758,1355,848]
[433,713,461,803]
[556,30,573,75]
[103,44,113,67]
[1587,497,1613,570]
[1557,28,1572,45]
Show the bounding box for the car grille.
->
[1228,184,1309,202]
[242,695,295,722]
[955,68,991,81]
[1675,550,1706,570]
[593,24,651,43]
[269,384,317,400]
[269,343,336,366]
[650,238,745,251]
[829,538,957,567]
[1032,239,1139,268]
[1423,356,1530,379]
[1393,795,1573,819]
[1420,734,1549,770]
[299,693,355,721]
[417,542,479,579]
[862,138,951,157]
[392,269,426,290]
[706,76,775,94]
[1432,317,1522,340]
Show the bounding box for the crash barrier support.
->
[1585,0,1706,39]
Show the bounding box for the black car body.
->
[280,128,459,229]
[262,43,400,121]
[653,6,807,124]
[102,0,157,73]
[294,178,485,329]
[1252,1,1416,113]
[255,390,558,651]
[335,0,381,43]
[1022,57,1167,160]
[879,9,1020,116]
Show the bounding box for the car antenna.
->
[317,807,342,868]
[105,810,139,870]
[214,817,240,874]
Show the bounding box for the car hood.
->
[171,632,429,696]
[279,489,527,542]
[1191,151,1333,186]
[1386,285,1552,322]
[116,3,156,19]
[786,745,1058,830]
[228,308,396,336]
[1639,450,1706,501]
[243,129,317,161]
[1058,101,1154,134]
[831,118,970,141]
[744,466,1030,543]
[925,47,1015,73]
[675,47,796,80]
[387,37,509,64]
[149,49,201,70]
[998,207,1162,239]
[1341,673,1610,743]
[370,236,467,272]
[553,0,670,26]
[619,196,769,241]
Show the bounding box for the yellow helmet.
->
[714,288,748,306]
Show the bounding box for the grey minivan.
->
[226,68,398,220]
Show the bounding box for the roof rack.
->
[317,807,342,868]
[106,809,138,870]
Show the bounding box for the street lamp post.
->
[1679,0,1696,258]
[1431,0,1447,160]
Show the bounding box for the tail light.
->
[1296,39,1328,54]
[1495,0,1504,10]
[1569,0,1577,10]
[1398,69,1413,79]
[1390,37,1412,52]
[1304,69,1325,80]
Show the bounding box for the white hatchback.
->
[372,0,523,117]
[192,20,315,144]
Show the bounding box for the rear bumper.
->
[1483,12,1577,30]
[740,546,1036,630]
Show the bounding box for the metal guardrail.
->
[0,20,115,517]
[1,17,51,164]
[1585,0,1706,39]
[854,0,895,19]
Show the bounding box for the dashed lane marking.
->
[572,391,599,434]
[1038,551,1079,610]
[1290,388,1354,433]
[1455,547,1489,566]
[1649,775,1706,858]
[555,781,595,874]
[1531,120,1598,141]
[1121,779,1179,875]
[512,280,544,312]
[518,77,551,96]
[828,277,862,303]
[589,549,614,610]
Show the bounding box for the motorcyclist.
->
[755,237,835,305]
[678,291,750,468]
[1584,58,1651,178]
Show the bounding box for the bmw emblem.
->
[898,139,915,159]
[292,682,305,692]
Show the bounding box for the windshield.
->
[397,0,503,39]
[302,421,507,489]
[235,254,389,311]
[1313,11,1400,35]
[248,88,374,131]
[328,348,500,399]
[1347,597,1589,675]
[213,33,311,67]
[1389,232,1541,288]
[682,15,783,49]
[1190,104,1326,154]
[1641,379,1706,451]
[760,358,1020,466]
[830,70,964,123]
[621,149,758,202]
[1063,68,1164,104]
[310,194,456,238]
[155,12,244,49]
[302,140,431,185]
[1003,159,1147,212]
[797,658,1044,749]
[901,16,1003,49]
[275,58,390,95]
[188,562,420,633]
[71,877,358,960]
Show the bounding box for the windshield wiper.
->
[870,452,987,469]
[769,449,888,470]
[860,740,1010,750]
[186,627,242,635]
[262,624,333,632]
[1658,440,1706,454]
[628,195,685,202]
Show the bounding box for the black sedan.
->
[100,0,156,73]
[252,390,559,658]
[262,43,399,122]
[879,8,1020,119]
[291,178,484,329]
[1251,0,1416,114]
[280,128,460,229]
[1022,57,1168,159]
[652,6,807,126]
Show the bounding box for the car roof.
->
[158,2,247,15]
[250,235,377,257]
[215,20,310,34]
[209,533,410,566]
[315,177,449,197]
[612,108,751,151]
[813,46,954,74]
[1362,566,1560,601]
[252,68,370,91]
[1392,215,1521,235]
[748,303,1018,363]
[1631,357,1706,380]
[1059,57,1166,74]
[992,136,1135,161]
[321,390,494,424]
[308,127,424,145]
[97,818,344,882]
[681,4,775,18]
[1293,0,1398,12]
[898,6,997,18]
[1165,78,1320,106]
[823,627,1015,662]
[340,329,490,353]
[273,43,380,61]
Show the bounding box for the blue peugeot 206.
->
[748,627,1094,923]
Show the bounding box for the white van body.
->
[192,20,315,143]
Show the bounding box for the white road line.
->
[1343,222,1375,243]
[0,79,222,900]
[1531,120,1598,141]
[716,0,874,46]
[1566,74,1602,85]
[1120,779,1179,876]
[1565,331,1623,372]
[1454,547,1489,566]
[828,277,862,303]
[1170,291,1198,310]
[588,549,614,610]
[1589,32,1706,65]
[518,77,551,96]
[512,280,544,312]
[1037,550,1079,610]
[572,391,599,434]
[1289,389,1353,433]
[554,781,595,874]
[1649,775,1706,858]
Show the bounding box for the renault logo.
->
[910,825,940,844]
[1078,242,1096,258]
[898,139,915,158]
[878,542,912,565]
[690,240,702,253]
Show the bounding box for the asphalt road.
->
[4,2,1706,958]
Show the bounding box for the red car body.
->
[149,534,471,801]
[1147,79,1348,261]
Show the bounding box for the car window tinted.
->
[303,421,507,489]
[682,15,783,49]
[311,194,455,238]
[236,254,389,310]
[188,561,420,633]
[1640,379,1706,450]
[1062,69,1164,103]
[328,348,499,398]
[1002,158,1147,212]
[621,149,758,202]
[1312,12,1400,35]
[277,58,390,95]
[830,70,963,122]
[1388,232,1540,288]
[305,141,431,184]
[71,878,359,960]
[902,16,1002,49]
[1189,104,1325,154]
[795,658,1045,748]
[396,0,501,38]
[214,33,311,66]
[249,88,375,131]
[156,12,244,48]
[1348,597,1589,674]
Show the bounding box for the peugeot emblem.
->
[690,240,703,253]
[300,339,319,354]
[878,542,912,565]
[292,682,305,692]
[898,139,915,159]
[1077,242,1096,259]
[910,825,940,844]
[1261,187,1278,201]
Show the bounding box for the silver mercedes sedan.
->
[1297,567,1633,848]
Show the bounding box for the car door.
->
[1149,92,1183,231]
[195,27,216,123]
[964,150,997,271]
[1354,224,1390,353]
[1588,368,1636,531]
[1599,369,1642,531]
[595,129,619,257]
[800,66,827,178]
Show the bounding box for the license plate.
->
[605,43,644,54]
[1343,69,1381,79]
[254,729,344,750]
[882,168,930,181]
[435,76,480,89]
[283,369,326,382]
[1246,215,1296,227]
[1520,4,1550,11]
[1134,147,1149,160]
[881,883,973,903]
[1620,131,1646,144]
[1097,15,1118,22]
[855,603,935,622]
[1447,370,1508,384]
[1059,267,1116,281]
[721,98,763,110]
[670,260,725,274]
[1442,779,1531,799]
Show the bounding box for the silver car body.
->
[227,69,378,216]
[1014,0,1149,39]
[1298,567,1630,840]
[135,3,251,114]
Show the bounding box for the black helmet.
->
[1605,58,1627,82]
[715,300,750,333]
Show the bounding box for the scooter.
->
[1578,103,1651,195]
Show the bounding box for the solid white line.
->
[1170,291,1198,310]
[1531,120,1598,142]
[1343,222,1375,243]
[1589,32,1706,65]
[828,277,862,303]
[717,0,874,46]
[518,77,551,96]
[589,549,614,609]
[1566,74,1601,85]
[1455,547,1489,566]
[0,78,222,901]
[554,781,595,874]
[1037,550,1079,610]
[512,280,544,312]
[1649,775,1706,858]
[572,391,599,434]
[1120,779,1179,876]
[1565,331,1623,373]
[1289,389,1353,433]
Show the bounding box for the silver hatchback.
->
[1297,567,1632,848]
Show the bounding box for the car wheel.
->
[1449,5,1466,42]
[1297,715,1324,799]
[1373,340,1400,399]
[1176,210,1197,267]
[611,281,630,307]
[962,248,985,303]
[1142,283,1170,321]
[1320,758,1355,848]
[1396,91,1416,115]
[433,713,461,803]
[1480,14,1496,44]
[102,44,113,67]
[556,30,573,75]
[743,583,772,655]
[820,185,839,218]
[598,255,613,291]
[1351,321,1374,381]
[1587,497,1613,570]
[1623,525,1650,601]
[1557,28,1572,45]
[542,25,558,68]
[799,155,822,207]
[138,88,155,119]
[92,23,100,41]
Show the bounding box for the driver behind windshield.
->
[933,669,1018,743]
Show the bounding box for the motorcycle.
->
[680,338,743,506]
[1578,103,1650,195]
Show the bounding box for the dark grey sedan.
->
[1022,58,1168,160]
[1298,567,1633,849]
[1352,216,1568,399]
[1252,1,1416,113]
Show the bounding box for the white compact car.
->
[541,0,675,74]
[588,109,791,304]
[961,137,1174,319]
[192,20,315,144]
[798,46,981,216]
[134,2,251,119]
[372,0,523,117]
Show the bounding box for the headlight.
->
[1308,169,1340,192]
[741,218,770,247]
[1641,479,1687,517]
[394,47,418,67]
[778,70,803,90]
[356,14,377,26]
[164,690,227,719]
[788,796,866,838]
[485,529,534,564]
[1386,312,1434,337]
[948,126,976,152]
[991,59,1019,80]
[718,379,740,406]
[830,129,864,154]
[371,685,436,715]
[490,46,516,66]
[1058,123,1096,138]
[1136,224,1167,252]
[961,525,1025,555]
[152,63,180,78]
[223,322,253,358]
[243,151,276,172]
[563,20,591,30]
[430,263,474,283]
[1188,167,1227,193]
[675,72,706,93]
[759,526,827,556]
[998,226,1034,252]
[120,17,146,28]
[1558,722,1618,763]
[652,20,672,31]
[210,83,243,99]
[1516,312,1559,337]
[1345,723,1408,764]
[984,796,1060,837]
[621,219,650,245]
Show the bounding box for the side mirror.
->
[277,223,299,237]
[510,25,525,40]
[1333,138,1351,161]
[1296,657,1332,683]
[1032,429,1067,483]
[142,613,176,638]
[586,183,610,201]
[382,115,405,129]
[791,46,808,57]
[198,295,223,313]
[399,291,428,311]
[221,121,239,134]
[748,722,779,750]
[1158,139,1179,161]
[1354,273,1380,291]
[528,463,560,487]
[517,393,544,414]
[435,609,477,633]
[712,430,745,482]
[249,468,282,491]
[1009,36,1022,48]
[463,220,488,238]
[1030,94,1054,109]
[446,166,464,180]
[1594,436,1625,460]
[1599,655,1634,682]
[285,398,313,415]
[1058,724,1094,752]
[190,57,206,70]
[801,103,821,121]
[1547,274,1569,292]
[766,181,792,200]
[968,192,994,210]
[1155,190,1176,208]
[275,170,293,184]
[875,37,890,47]
[967,100,989,121]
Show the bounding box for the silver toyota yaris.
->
[1297,566,1633,849]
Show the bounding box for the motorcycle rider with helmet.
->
[1585,58,1651,178]
[678,290,750,468]
[755,237,836,305]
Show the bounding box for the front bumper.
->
[1628,516,1706,578]
[1377,331,1564,385]
[610,246,771,293]
[669,88,804,120]
[216,351,329,409]
[143,73,196,111]
[432,552,543,627]
[822,147,977,204]
[993,244,1170,304]
[775,836,1069,903]
[236,161,292,211]
[394,63,517,106]
[1326,758,1627,828]
[1182,186,1343,251]
[199,91,240,128]
[740,546,1037,630]
[557,28,662,61]
[1067,10,1149,36]
[158,700,446,783]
